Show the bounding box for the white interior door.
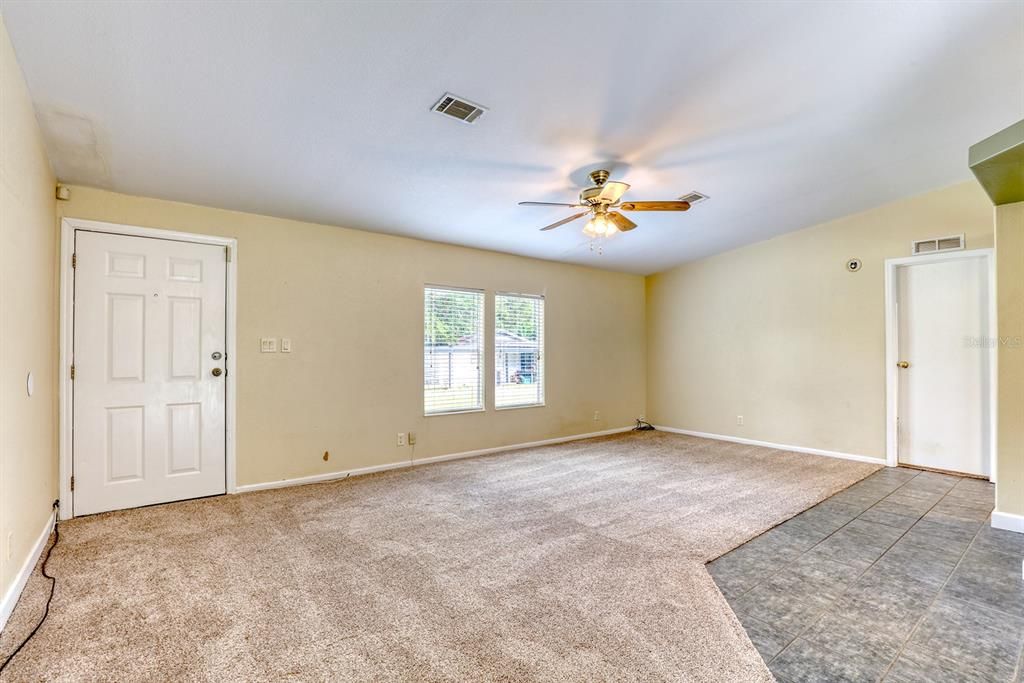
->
[896,254,991,477]
[73,230,227,515]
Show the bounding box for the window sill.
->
[424,407,486,417]
[495,402,546,411]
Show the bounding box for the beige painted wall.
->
[0,16,58,602]
[996,201,1024,518]
[58,187,646,487]
[646,181,995,460]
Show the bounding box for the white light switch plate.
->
[260,337,278,353]
[281,338,292,353]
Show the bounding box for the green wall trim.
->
[970,119,1024,206]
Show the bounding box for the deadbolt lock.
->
[211,352,223,360]
[211,367,223,377]
[897,361,910,369]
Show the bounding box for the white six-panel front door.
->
[73,231,227,515]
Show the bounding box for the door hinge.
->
[70,475,75,492]
[225,246,231,262]
[71,253,77,269]
[70,364,76,380]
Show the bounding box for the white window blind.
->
[495,293,544,408]
[424,286,484,415]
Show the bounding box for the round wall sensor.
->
[26,371,34,397]
[846,258,862,272]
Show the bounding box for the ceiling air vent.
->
[432,93,487,124]
[912,234,965,255]
[678,191,709,205]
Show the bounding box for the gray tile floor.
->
[708,467,1024,682]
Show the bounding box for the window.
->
[495,293,544,408]
[424,286,484,415]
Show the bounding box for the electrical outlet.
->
[408,432,417,446]
[397,432,407,447]
[593,411,601,422]
[737,415,744,426]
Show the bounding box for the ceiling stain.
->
[35,105,112,187]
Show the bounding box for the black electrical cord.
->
[0,503,60,676]
[633,418,655,431]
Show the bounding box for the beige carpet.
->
[1,431,878,681]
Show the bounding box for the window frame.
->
[423,284,486,417]
[494,291,545,411]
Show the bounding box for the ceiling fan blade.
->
[618,201,691,212]
[519,201,583,207]
[540,212,590,231]
[597,181,630,203]
[607,211,637,232]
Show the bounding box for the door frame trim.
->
[59,217,239,519]
[883,248,996,478]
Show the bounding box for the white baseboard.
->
[653,425,886,466]
[0,511,56,632]
[234,426,634,494]
[992,510,1024,534]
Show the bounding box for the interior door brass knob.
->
[211,367,223,377]
[897,361,910,369]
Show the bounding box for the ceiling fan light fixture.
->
[582,214,619,239]
[520,168,694,237]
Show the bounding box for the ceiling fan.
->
[519,169,691,238]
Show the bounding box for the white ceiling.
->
[2,1,1022,274]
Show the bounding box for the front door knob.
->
[897,361,910,369]
[211,367,223,377]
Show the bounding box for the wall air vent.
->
[678,191,709,205]
[912,234,965,256]
[432,93,487,124]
